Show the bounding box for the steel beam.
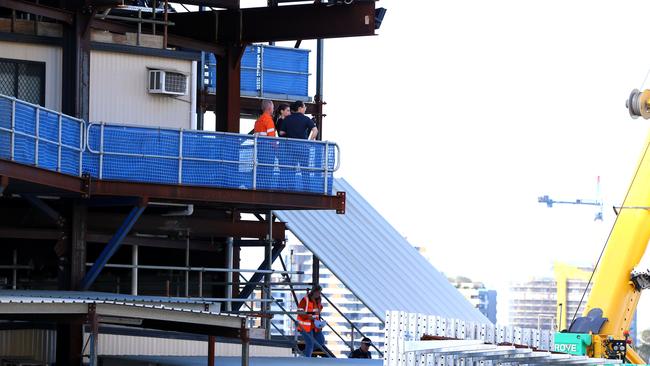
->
[169,2,376,44]
[88,179,345,212]
[0,176,8,196]
[90,18,226,55]
[88,214,286,240]
[0,159,345,212]
[21,194,65,227]
[0,0,74,23]
[233,244,284,311]
[0,159,84,194]
[167,0,239,9]
[80,199,148,290]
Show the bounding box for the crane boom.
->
[553,89,650,364]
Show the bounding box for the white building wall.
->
[0,41,62,111]
[89,50,194,129]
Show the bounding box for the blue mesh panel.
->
[12,103,36,165]
[263,71,308,97]
[0,98,10,159]
[241,68,258,93]
[37,110,60,171]
[262,46,309,73]
[181,131,255,188]
[241,46,259,68]
[14,103,36,135]
[87,125,180,184]
[82,128,100,177]
[61,116,81,148]
[60,148,80,176]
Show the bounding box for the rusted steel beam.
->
[88,214,287,240]
[0,227,64,240]
[0,175,8,195]
[169,2,376,44]
[0,159,85,194]
[90,19,226,55]
[0,159,344,212]
[0,0,74,24]
[166,0,239,9]
[88,179,344,212]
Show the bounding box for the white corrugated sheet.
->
[275,178,489,324]
[0,329,56,363]
[92,334,291,357]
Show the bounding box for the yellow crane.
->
[553,89,650,363]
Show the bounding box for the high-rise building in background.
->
[509,263,637,344]
[270,242,384,358]
[448,276,497,324]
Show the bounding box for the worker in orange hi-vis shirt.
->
[254,100,276,137]
[253,100,277,189]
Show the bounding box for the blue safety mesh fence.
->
[84,124,336,195]
[85,124,180,185]
[256,136,334,194]
[204,45,310,100]
[0,96,82,176]
[181,131,254,189]
[1,94,337,196]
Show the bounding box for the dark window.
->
[0,58,45,105]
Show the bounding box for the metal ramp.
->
[274,178,488,324]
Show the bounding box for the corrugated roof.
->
[275,178,489,324]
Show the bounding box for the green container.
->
[553,332,591,356]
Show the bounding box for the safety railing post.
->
[252,135,258,190]
[350,326,354,353]
[259,45,264,97]
[178,129,184,184]
[99,123,105,179]
[323,142,329,195]
[78,116,84,176]
[57,114,62,171]
[34,106,39,167]
[9,99,15,161]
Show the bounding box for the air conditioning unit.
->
[148,69,188,96]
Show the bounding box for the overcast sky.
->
[233,0,650,329]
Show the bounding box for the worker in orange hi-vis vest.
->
[297,284,326,357]
[253,100,277,189]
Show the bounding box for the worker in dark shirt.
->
[279,100,318,140]
[278,101,318,190]
[349,337,372,359]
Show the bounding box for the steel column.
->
[70,200,87,290]
[215,47,244,133]
[80,199,148,290]
[312,254,319,289]
[131,244,138,295]
[226,236,234,311]
[264,211,272,340]
[208,335,215,366]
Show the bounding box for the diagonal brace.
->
[80,199,148,290]
[233,243,284,311]
[22,194,65,227]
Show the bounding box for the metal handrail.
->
[321,292,384,357]
[85,121,340,194]
[0,94,85,176]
